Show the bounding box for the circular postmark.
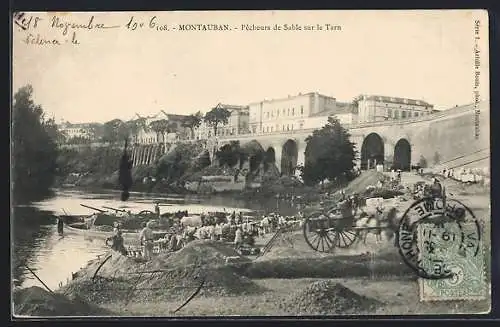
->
[397,197,481,279]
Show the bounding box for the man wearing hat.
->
[430,177,444,198]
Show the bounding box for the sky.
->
[12,10,489,123]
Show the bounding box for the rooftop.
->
[249,92,335,105]
[134,110,189,121]
[310,102,357,117]
[214,103,249,112]
[359,95,433,107]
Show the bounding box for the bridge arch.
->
[360,133,385,170]
[281,139,298,176]
[242,140,265,172]
[216,143,239,168]
[265,147,276,165]
[393,138,411,171]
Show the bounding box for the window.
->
[266,112,269,119]
[388,109,392,118]
[294,107,296,115]
[291,124,294,130]
[414,112,418,117]
[283,108,285,115]
[299,122,304,129]
[282,125,285,131]
[277,110,279,117]
[394,110,400,119]
[300,107,304,115]
[287,124,290,131]
[402,111,407,119]
[270,126,273,132]
[288,108,290,116]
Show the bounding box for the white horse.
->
[180,215,203,228]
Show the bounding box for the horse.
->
[355,207,400,246]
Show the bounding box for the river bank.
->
[13,172,491,316]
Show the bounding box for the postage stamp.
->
[417,222,488,301]
[397,197,483,279]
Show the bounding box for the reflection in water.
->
[12,189,297,291]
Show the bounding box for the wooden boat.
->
[63,222,171,245]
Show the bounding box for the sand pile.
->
[13,286,109,316]
[281,280,381,315]
[75,251,140,279]
[58,252,143,304]
[134,264,265,301]
[146,240,250,270]
[134,240,263,300]
[59,276,135,304]
[61,241,263,304]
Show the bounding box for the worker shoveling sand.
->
[280,280,381,315]
[13,286,109,316]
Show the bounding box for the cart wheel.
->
[302,216,337,253]
[333,228,358,248]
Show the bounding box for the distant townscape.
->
[58,92,438,146]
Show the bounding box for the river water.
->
[12,188,297,291]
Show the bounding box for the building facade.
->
[59,122,95,140]
[356,95,433,124]
[248,92,337,134]
[193,104,250,140]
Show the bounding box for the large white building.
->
[248,92,355,134]
[356,95,434,123]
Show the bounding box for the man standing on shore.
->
[139,221,155,260]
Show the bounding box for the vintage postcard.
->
[11,10,490,317]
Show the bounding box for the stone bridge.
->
[131,101,489,175]
[213,101,489,175]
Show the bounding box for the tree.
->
[149,119,171,143]
[204,104,231,137]
[302,116,357,186]
[419,155,428,168]
[100,119,127,144]
[12,85,59,203]
[182,111,203,139]
[215,141,242,168]
[352,95,361,108]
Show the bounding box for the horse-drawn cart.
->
[302,204,394,253]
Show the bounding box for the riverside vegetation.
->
[13,84,358,202]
